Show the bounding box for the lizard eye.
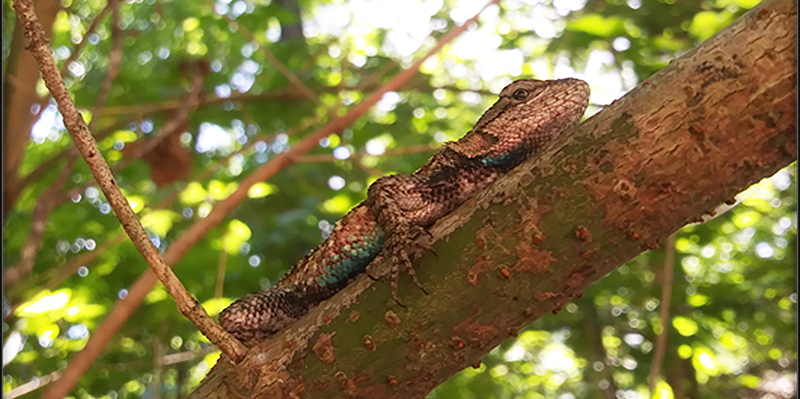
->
[512,89,528,100]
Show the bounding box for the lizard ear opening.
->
[447,131,498,158]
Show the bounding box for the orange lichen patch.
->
[467,255,495,285]
[466,270,479,286]
[452,318,501,348]
[514,204,551,240]
[450,336,466,349]
[333,371,360,397]
[411,330,426,349]
[475,224,495,249]
[565,271,586,289]
[384,310,401,328]
[581,247,598,259]
[533,291,559,302]
[561,154,579,174]
[363,335,377,351]
[575,226,592,242]
[564,264,597,290]
[348,311,360,323]
[513,242,556,274]
[499,267,511,278]
[313,333,336,364]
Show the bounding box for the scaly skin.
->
[219,78,591,340]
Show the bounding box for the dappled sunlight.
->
[3,0,793,396]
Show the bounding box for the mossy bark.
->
[191,0,796,397]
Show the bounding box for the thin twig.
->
[42,2,498,396]
[27,1,113,120]
[17,117,133,191]
[87,0,123,126]
[60,2,113,80]
[3,345,216,399]
[4,2,116,216]
[2,371,61,399]
[3,2,124,288]
[57,65,205,208]
[13,0,247,375]
[112,64,205,171]
[649,233,677,393]
[6,116,319,314]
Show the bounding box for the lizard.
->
[219,78,591,340]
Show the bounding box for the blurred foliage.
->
[2,0,794,398]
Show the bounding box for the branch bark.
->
[40,1,500,397]
[13,0,248,375]
[190,0,796,396]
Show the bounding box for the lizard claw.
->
[386,230,428,305]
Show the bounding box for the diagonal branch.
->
[4,1,114,216]
[41,1,500,396]
[3,0,124,288]
[56,65,206,208]
[13,0,247,372]
[649,233,677,393]
[191,0,795,394]
[4,114,321,315]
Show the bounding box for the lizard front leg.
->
[365,174,429,304]
[364,169,472,303]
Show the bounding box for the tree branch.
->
[40,0,498,396]
[649,233,677,393]
[3,0,124,288]
[190,0,796,395]
[13,0,248,377]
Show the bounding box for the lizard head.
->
[448,78,590,167]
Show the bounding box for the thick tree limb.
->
[190,0,796,396]
[40,1,500,397]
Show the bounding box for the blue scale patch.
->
[316,229,385,287]
[480,148,525,167]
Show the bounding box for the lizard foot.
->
[386,229,429,306]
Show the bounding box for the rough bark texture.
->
[191,0,796,397]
